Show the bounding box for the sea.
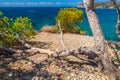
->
[0,7,119,41]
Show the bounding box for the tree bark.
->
[84,0,120,79]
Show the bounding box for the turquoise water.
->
[80,8,118,41]
[0,7,119,41]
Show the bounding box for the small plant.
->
[41,26,58,33]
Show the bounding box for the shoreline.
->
[40,25,119,42]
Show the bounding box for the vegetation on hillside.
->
[94,2,120,8]
[78,1,120,8]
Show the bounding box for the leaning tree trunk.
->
[110,0,120,38]
[84,0,120,79]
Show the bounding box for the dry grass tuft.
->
[41,26,58,33]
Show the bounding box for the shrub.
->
[0,11,35,47]
[71,26,86,34]
[55,8,86,34]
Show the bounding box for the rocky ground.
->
[0,32,119,80]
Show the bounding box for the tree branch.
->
[0,44,100,60]
[14,33,32,49]
[0,46,22,53]
[58,20,69,51]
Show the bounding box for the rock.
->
[118,66,120,70]
[32,77,41,80]
[8,72,13,77]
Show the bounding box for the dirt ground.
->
[0,32,117,80]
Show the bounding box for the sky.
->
[0,0,119,7]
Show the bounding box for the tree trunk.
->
[84,0,120,79]
[110,0,120,38]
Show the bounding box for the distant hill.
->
[78,1,120,8]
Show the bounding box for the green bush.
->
[0,11,35,47]
[55,8,86,34]
[70,26,86,34]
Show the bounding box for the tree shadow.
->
[0,40,54,79]
[28,41,52,49]
[54,55,98,73]
[0,51,51,80]
[0,45,101,80]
